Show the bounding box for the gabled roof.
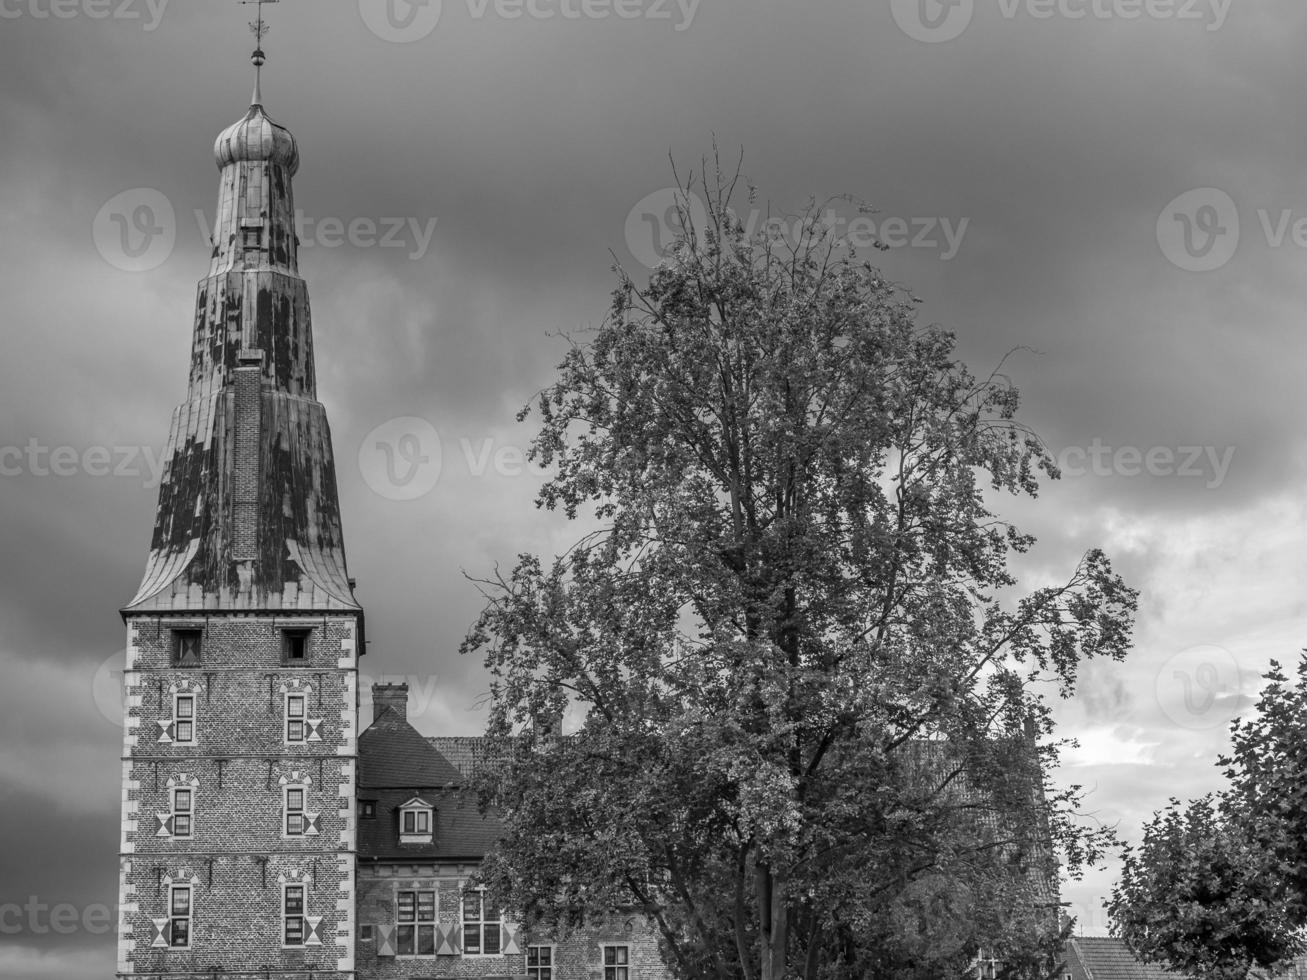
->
[359,708,466,789]
[357,712,503,860]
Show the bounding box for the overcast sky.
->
[4,0,1307,975]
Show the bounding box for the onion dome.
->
[214,100,300,175]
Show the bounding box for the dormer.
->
[398,797,434,844]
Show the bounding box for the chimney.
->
[372,682,409,722]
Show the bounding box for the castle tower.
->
[116,21,362,978]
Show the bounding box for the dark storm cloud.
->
[5,1,1307,963]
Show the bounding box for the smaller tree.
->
[1108,658,1307,979]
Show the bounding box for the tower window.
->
[286,694,307,743]
[172,630,202,667]
[285,786,306,836]
[174,695,196,744]
[283,884,305,947]
[172,788,193,839]
[282,629,311,663]
[169,886,192,949]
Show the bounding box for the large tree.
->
[463,160,1137,980]
[1109,659,1307,980]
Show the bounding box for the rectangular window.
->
[974,951,999,980]
[286,694,306,743]
[402,809,430,834]
[359,800,376,819]
[462,891,501,956]
[396,889,436,957]
[527,944,554,979]
[170,886,192,949]
[283,885,305,947]
[360,924,375,943]
[174,695,196,744]
[285,786,306,836]
[172,630,202,667]
[283,629,310,662]
[603,945,630,980]
[172,788,193,839]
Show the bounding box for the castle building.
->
[114,29,671,980]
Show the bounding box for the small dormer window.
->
[398,798,434,844]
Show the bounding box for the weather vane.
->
[239,0,279,103]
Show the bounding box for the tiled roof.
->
[1068,938,1307,980]
[359,708,466,788]
[1068,938,1191,980]
[357,713,503,860]
[428,736,507,779]
[357,787,503,861]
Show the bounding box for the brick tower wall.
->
[117,614,361,978]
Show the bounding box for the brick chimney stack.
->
[373,682,410,722]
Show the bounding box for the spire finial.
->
[241,0,279,105]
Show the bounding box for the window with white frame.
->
[462,890,502,955]
[603,944,630,980]
[396,889,436,957]
[974,950,1000,980]
[286,693,307,743]
[171,787,193,839]
[527,944,555,979]
[284,785,307,836]
[169,885,192,949]
[174,694,196,744]
[283,884,305,947]
[399,797,433,843]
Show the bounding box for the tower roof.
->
[125,51,357,614]
[215,102,299,175]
